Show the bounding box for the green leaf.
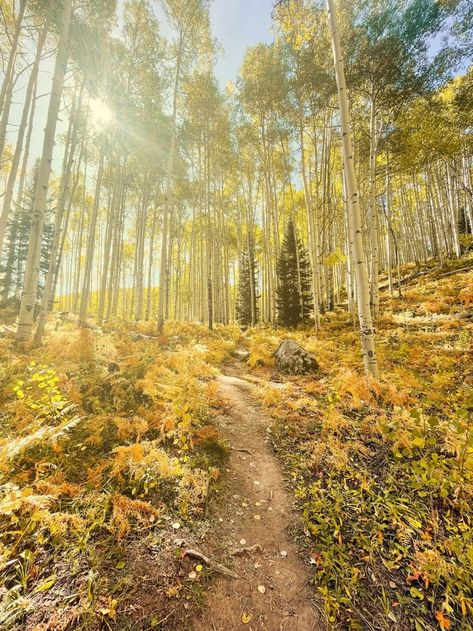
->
[116,560,125,569]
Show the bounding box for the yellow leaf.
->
[34,574,56,592]
[241,612,251,624]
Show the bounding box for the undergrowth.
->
[249,266,473,630]
[0,320,238,630]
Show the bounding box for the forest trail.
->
[193,354,319,631]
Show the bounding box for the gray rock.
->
[233,349,250,362]
[274,339,319,375]
[130,332,151,341]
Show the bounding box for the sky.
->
[209,0,275,86]
[146,0,275,85]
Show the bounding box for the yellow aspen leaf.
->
[241,612,251,624]
[34,574,56,592]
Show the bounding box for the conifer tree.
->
[1,163,53,301]
[236,242,258,327]
[276,219,313,328]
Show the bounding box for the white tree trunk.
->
[79,149,105,324]
[0,0,27,159]
[157,36,182,334]
[326,0,379,378]
[0,21,48,262]
[369,96,379,315]
[34,81,83,345]
[15,0,73,347]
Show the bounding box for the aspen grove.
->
[0,0,472,629]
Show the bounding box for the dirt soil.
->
[192,355,320,631]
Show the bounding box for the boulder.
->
[274,339,319,375]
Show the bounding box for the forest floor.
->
[0,254,472,631]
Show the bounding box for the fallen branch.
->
[231,543,263,557]
[435,264,473,279]
[231,447,253,455]
[182,548,239,579]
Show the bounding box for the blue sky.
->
[144,0,275,85]
[210,0,275,85]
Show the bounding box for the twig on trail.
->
[231,447,253,455]
[153,604,180,627]
[182,549,239,579]
[231,543,263,557]
[296,576,312,594]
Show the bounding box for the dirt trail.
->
[193,357,319,631]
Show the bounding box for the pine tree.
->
[276,219,313,328]
[236,241,258,327]
[1,163,54,302]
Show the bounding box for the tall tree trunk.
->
[145,204,158,320]
[300,119,320,330]
[34,82,83,344]
[2,64,38,300]
[326,0,379,378]
[157,35,182,334]
[79,149,105,324]
[369,95,379,315]
[15,0,73,347]
[0,0,27,160]
[97,161,120,323]
[0,20,48,261]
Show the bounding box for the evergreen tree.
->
[236,240,258,327]
[0,163,54,302]
[276,219,313,328]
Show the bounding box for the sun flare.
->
[89,98,113,129]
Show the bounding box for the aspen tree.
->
[0,0,27,161]
[0,19,48,263]
[15,0,73,347]
[34,81,84,345]
[326,0,379,378]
